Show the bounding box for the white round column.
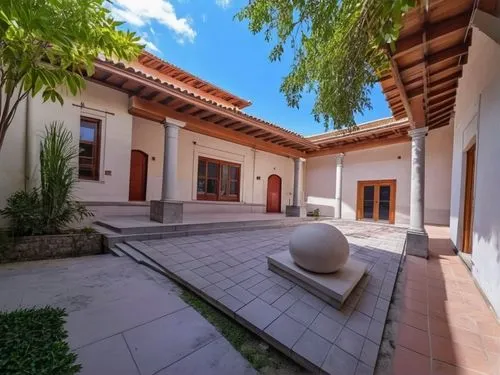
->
[334,153,344,219]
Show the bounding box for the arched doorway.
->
[266,175,282,213]
[129,150,148,201]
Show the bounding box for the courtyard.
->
[1,220,498,374]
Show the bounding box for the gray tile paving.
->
[309,313,343,343]
[123,308,220,375]
[0,255,255,375]
[336,327,365,359]
[292,329,331,367]
[237,298,281,330]
[136,220,406,374]
[156,337,257,375]
[323,345,359,375]
[286,300,320,326]
[75,334,140,375]
[264,313,307,348]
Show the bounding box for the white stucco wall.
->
[451,27,500,316]
[306,125,453,225]
[131,117,295,212]
[0,81,133,210]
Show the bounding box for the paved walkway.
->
[134,220,407,374]
[392,226,500,375]
[0,255,256,375]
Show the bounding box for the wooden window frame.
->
[78,116,102,181]
[356,179,397,224]
[196,156,241,202]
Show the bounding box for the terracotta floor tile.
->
[392,345,431,375]
[477,321,500,337]
[431,335,490,373]
[448,327,483,351]
[398,322,430,356]
[404,296,429,316]
[405,287,428,303]
[431,360,485,375]
[399,308,429,331]
[429,316,453,338]
[406,279,428,292]
[392,226,498,375]
[482,335,500,354]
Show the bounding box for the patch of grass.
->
[0,307,81,375]
[180,289,306,374]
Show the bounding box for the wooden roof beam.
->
[255,132,273,139]
[429,95,455,109]
[397,43,468,82]
[429,103,454,118]
[394,12,471,59]
[428,84,457,100]
[307,135,410,158]
[129,96,305,158]
[224,121,242,128]
[387,52,415,125]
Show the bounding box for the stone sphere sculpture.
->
[289,223,349,274]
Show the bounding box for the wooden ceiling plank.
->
[394,11,471,59]
[429,95,455,109]
[429,103,454,117]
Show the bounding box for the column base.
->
[285,205,306,217]
[406,229,429,258]
[150,200,183,224]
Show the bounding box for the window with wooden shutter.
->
[78,117,101,180]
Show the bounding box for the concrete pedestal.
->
[406,230,429,258]
[285,205,306,217]
[268,251,367,308]
[150,200,183,224]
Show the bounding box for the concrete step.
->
[108,246,126,257]
[95,217,314,235]
[115,243,166,275]
[101,219,322,249]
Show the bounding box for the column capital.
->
[408,127,428,139]
[336,153,345,165]
[162,117,186,129]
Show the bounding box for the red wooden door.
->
[129,150,148,201]
[266,175,281,213]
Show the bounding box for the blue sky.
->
[108,0,391,136]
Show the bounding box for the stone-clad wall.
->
[0,233,103,263]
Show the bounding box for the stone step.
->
[95,217,313,235]
[115,243,167,276]
[108,246,126,257]
[100,219,323,249]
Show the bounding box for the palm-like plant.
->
[39,123,92,234]
[1,122,92,236]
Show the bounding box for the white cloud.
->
[139,37,161,53]
[201,13,207,23]
[215,0,231,9]
[108,0,196,44]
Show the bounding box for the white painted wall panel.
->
[451,28,500,316]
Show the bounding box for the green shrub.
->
[0,123,93,236]
[0,307,81,375]
[0,190,42,236]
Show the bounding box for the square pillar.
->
[406,127,429,257]
[286,158,306,217]
[150,117,185,224]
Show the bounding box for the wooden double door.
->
[356,180,396,224]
